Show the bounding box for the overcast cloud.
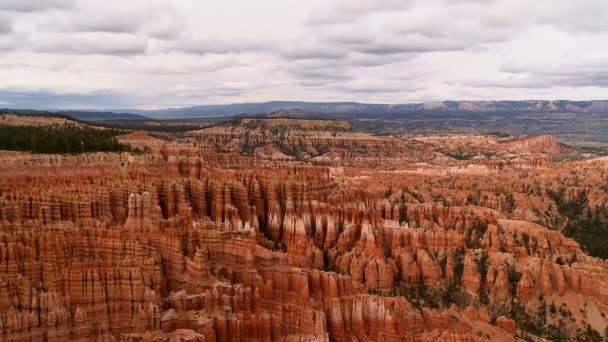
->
[0,0,606,109]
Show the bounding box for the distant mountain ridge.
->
[59,111,149,121]
[0,108,150,121]
[6,100,608,121]
[113,100,608,119]
[5,100,608,143]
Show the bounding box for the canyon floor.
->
[1,115,608,341]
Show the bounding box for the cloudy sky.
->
[0,0,607,109]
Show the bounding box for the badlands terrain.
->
[1,114,608,341]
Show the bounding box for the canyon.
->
[0,116,607,341]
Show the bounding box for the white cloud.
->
[0,0,606,109]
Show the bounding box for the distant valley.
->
[5,100,608,145]
[108,101,608,145]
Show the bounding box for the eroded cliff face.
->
[0,129,606,341]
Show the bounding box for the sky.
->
[0,0,607,110]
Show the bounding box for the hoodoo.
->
[1,115,608,341]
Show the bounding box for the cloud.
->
[306,0,418,25]
[540,1,608,33]
[479,0,608,34]
[170,84,244,100]
[32,32,148,56]
[0,0,606,109]
[286,58,354,85]
[389,7,513,45]
[162,36,268,56]
[0,0,74,12]
[0,16,12,34]
[301,1,513,64]
[141,5,186,39]
[291,69,351,82]
[128,53,239,75]
[358,34,471,55]
[280,40,347,61]
[36,3,186,39]
[495,61,608,89]
[47,14,141,34]
[0,32,22,51]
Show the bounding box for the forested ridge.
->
[0,124,131,154]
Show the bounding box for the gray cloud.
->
[164,37,268,56]
[49,14,141,34]
[302,3,511,62]
[286,58,354,85]
[37,4,185,39]
[347,53,409,67]
[0,32,22,51]
[463,58,608,89]
[358,35,471,55]
[127,54,239,75]
[339,86,403,94]
[281,42,347,61]
[0,16,12,34]
[32,32,148,56]
[462,79,563,90]
[0,0,74,12]
[306,0,418,25]
[292,69,351,82]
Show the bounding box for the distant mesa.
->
[0,113,87,127]
[502,134,571,155]
[215,117,351,131]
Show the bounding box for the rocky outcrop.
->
[2,125,608,341]
[502,135,570,155]
[462,255,481,294]
[516,270,535,302]
[496,316,517,335]
[488,264,511,303]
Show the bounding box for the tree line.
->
[0,124,132,154]
[548,189,608,259]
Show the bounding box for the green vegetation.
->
[439,147,477,160]
[548,188,608,259]
[504,193,516,213]
[1,109,208,132]
[0,124,131,154]
[402,187,424,203]
[386,283,447,309]
[466,220,488,248]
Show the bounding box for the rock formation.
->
[0,120,606,341]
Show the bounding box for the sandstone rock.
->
[496,316,517,335]
[462,255,481,294]
[1,125,608,341]
[489,265,511,303]
[516,270,535,302]
[539,261,554,297]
